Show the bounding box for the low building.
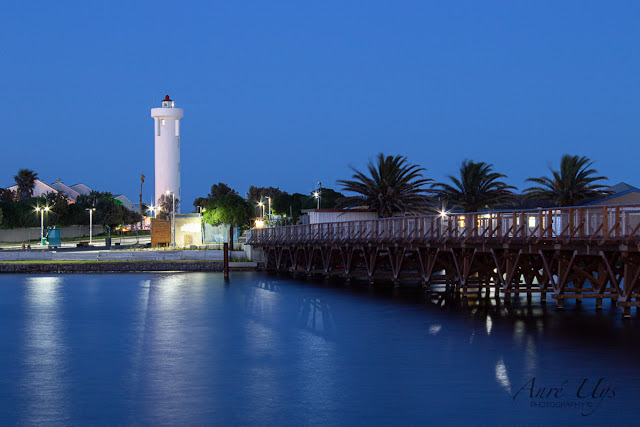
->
[168,214,241,246]
[114,194,134,211]
[174,213,203,247]
[583,182,640,206]
[300,209,381,224]
[4,178,136,209]
[69,183,92,196]
[49,178,81,200]
[6,179,58,199]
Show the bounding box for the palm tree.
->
[524,154,611,207]
[432,160,517,213]
[14,169,38,200]
[337,153,433,217]
[139,174,145,219]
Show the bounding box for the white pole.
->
[172,192,176,247]
[89,209,93,245]
[40,209,44,245]
[267,197,271,220]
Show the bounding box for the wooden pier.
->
[247,204,640,317]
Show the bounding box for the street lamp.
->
[265,196,272,221]
[148,204,157,219]
[313,191,320,209]
[314,182,322,209]
[35,206,49,245]
[86,207,96,245]
[258,201,265,219]
[166,190,176,247]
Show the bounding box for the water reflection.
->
[22,276,69,424]
[495,357,511,394]
[127,274,213,424]
[3,272,640,424]
[126,279,151,398]
[245,280,337,339]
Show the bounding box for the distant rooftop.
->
[608,182,640,194]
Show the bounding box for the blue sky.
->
[2,1,639,209]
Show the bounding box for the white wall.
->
[0,225,105,243]
[308,211,379,224]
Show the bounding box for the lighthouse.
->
[151,95,183,212]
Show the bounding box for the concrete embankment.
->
[0,250,257,273]
[0,249,248,262]
[0,261,257,273]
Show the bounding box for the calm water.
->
[0,272,639,425]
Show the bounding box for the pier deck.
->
[247,204,640,317]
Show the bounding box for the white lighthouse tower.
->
[151,95,183,212]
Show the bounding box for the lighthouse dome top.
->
[161,95,174,108]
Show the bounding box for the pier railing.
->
[247,204,640,246]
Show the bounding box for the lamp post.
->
[315,182,322,209]
[35,206,49,245]
[258,201,265,219]
[86,207,96,245]
[166,190,176,247]
[265,197,272,221]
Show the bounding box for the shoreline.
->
[0,260,257,273]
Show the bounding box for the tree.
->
[0,199,41,228]
[524,154,611,207]
[431,160,517,212]
[202,194,253,250]
[76,191,141,227]
[157,193,180,221]
[14,169,38,200]
[0,188,16,202]
[193,197,208,211]
[300,187,345,210]
[0,207,3,226]
[246,186,284,205]
[208,182,237,200]
[139,174,145,219]
[271,192,303,223]
[76,190,113,208]
[43,192,70,225]
[337,153,433,217]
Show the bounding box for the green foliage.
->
[193,197,208,210]
[270,188,345,222]
[524,154,611,207]
[0,207,3,225]
[0,188,16,202]
[16,190,143,228]
[43,192,70,224]
[337,153,433,217]
[299,188,344,210]
[208,183,237,200]
[14,169,38,200]
[0,198,41,228]
[432,160,517,212]
[202,194,253,228]
[76,191,114,208]
[271,193,303,220]
[0,193,139,229]
[246,186,284,205]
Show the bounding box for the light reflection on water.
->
[22,277,69,425]
[0,272,639,425]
